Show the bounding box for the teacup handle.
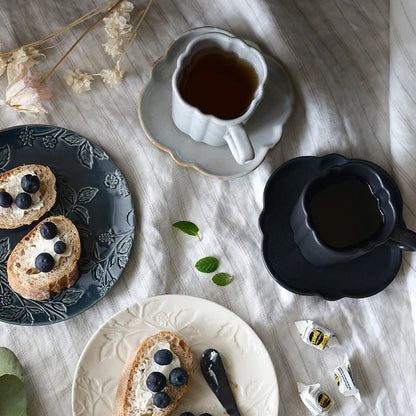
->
[390,225,416,251]
[224,125,255,165]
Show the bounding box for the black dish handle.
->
[390,226,416,251]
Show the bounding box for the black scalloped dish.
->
[259,154,403,300]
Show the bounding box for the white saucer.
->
[72,295,279,415]
[138,27,294,179]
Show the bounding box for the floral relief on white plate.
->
[72,295,279,416]
[73,367,117,415]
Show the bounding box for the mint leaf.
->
[195,256,219,273]
[172,221,200,239]
[212,273,234,286]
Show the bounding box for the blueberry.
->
[169,367,188,387]
[40,221,58,240]
[0,191,13,208]
[15,193,32,209]
[153,391,170,409]
[21,174,40,193]
[54,241,66,254]
[154,349,173,365]
[146,372,167,392]
[35,253,55,273]
[180,413,195,416]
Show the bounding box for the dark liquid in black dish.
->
[306,176,383,249]
[178,47,258,120]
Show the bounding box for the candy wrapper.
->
[334,354,361,402]
[295,320,340,350]
[297,382,334,415]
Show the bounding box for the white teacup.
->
[171,32,268,165]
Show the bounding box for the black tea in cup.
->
[178,47,258,120]
[305,176,383,250]
[290,160,416,266]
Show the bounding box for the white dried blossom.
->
[103,38,123,58]
[65,69,94,94]
[10,47,43,65]
[1,72,52,116]
[102,6,133,58]
[7,47,44,83]
[104,12,132,38]
[117,1,134,20]
[99,61,125,86]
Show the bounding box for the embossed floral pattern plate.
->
[0,125,135,325]
[72,295,279,416]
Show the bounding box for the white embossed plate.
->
[72,295,279,416]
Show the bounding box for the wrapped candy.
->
[295,320,339,350]
[334,354,361,402]
[297,382,334,415]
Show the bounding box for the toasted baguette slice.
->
[113,331,193,416]
[7,215,81,300]
[0,164,56,229]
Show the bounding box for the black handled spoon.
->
[200,348,241,416]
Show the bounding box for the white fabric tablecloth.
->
[1,1,416,415]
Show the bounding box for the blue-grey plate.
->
[0,125,135,325]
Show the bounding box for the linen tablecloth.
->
[1,1,416,415]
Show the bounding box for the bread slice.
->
[113,331,193,416]
[0,164,56,229]
[7,215,81,300]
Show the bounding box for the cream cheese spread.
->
[31,232,72,269]
[0,170,43,218]
[134,342,180,413]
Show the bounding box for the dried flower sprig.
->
[63,0,152,92]
[3,73,52,115]
[0,47,50,115]
[0,0,152,116]
[103,2,134,57]
[7,47,44,84]
[64,69,94,94]
[0,0,116,60]
[99,61,125,86]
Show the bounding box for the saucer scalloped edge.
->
[138,27,294,179]
[72,295,279,416]
[0,125,135,325]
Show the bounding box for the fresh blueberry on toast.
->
[7,215,81,300]
[113,331,193,416]
[0,164,56,229]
